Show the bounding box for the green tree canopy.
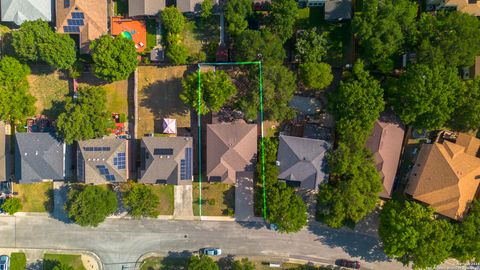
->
[181,70,237,114]
[416,11,480,68]
[448,78,480,131]
[237,64,296,121]
[65,185,118,227]
[0,56,35,124]
[166,43,189,64]
[353,0,417,72]
[52,262,74,270]
[267,182,307,233]
[12,20,76,69]
[188,255,219,270]
[56,86,113,144]
[452,200,480,262]
[379,197,456,269]
[123,184,160,218]
[232,258,256,270]
[1,197,22,215]
[201,0,213,19]
[299,62,333,90]
[328,60,384,142]
[224,0,253,36]
[386,64,463,130]
[317,144,382,228]
[295,28,328,63]
[161,7,186,34]
[90,35,139,82]
[235,30,285,65]
[267,0,298,43]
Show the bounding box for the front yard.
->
[13,182,53,212]
[192,182,235,216]
[150,184,175,215]
[43,254,86,270]
[137,66,191,136]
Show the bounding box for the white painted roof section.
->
[1,0,52,25]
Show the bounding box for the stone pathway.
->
[173,185,193,219]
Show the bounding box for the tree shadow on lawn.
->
[140,78,190,134]
[157,250,192,270]
[307,221,390,263]
[221,185,235,216]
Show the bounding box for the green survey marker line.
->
[197,61,266,221]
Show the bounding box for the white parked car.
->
[0,255,10,270]
[201,248,222,256]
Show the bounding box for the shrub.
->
[1,197,22,215]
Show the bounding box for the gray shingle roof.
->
[176,0,204,13]
[1,0,52,25]
[77,138,128,184]
[15,133,65,183]
[325,0,352,21]
[139,136,193,185]
[277,135,330,190]
[128,0,165,16]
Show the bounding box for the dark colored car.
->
[0,255,10,270]
[200,248,222,256]
[336,259,360,269]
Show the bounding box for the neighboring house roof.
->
[1,0,52,25]
[77,138,128,184]
[15,133,65,183]
[444,0,480,16]
[325,0,352,21]
[177,0,204,13]
[128,0,165,16]
[277,135,331,190]
[139,136,193,185]
[406,133,480,220]
[0,122,6,181]
[366,120,405,198]
[207,121,257,184]
[56,0,108,53]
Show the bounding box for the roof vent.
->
[35,151,38,156]
[24,152,27,156]
[276,161,281,166]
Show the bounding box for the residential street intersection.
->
[0,215,412,270]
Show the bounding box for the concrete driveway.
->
[235,174,255,221]
[173,185,193,219]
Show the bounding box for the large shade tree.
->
[353,0,417,72]
[224,0,253,36]
[90,35,139,82]
[299,62,333,90]
[0,56,35,124]
[161,6,186,34]
[123,184,160,218]
[267,0,298,43]
[267,182,307,233]
[295,27,328,63]
[452,200,480,263]
[56,86,113,144]
[181,70,237,114]
[235,30,285,65]
[379,197,456,269]
[449,78,480,131]
[65,185,118,227]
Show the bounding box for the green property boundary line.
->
[197,61,267,220]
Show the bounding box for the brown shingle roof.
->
[444,0,480,16]
[56,0,108,53]
[406,133,480,220]
[366,120,405,198]
[206,121,257,184]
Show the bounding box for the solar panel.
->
[72,12,84,19]
[106,175,116,181]
[67,19,84,26]
[115,152,126,170]
[185,148,192,179]
[154,148,173,155]
[180,160,186,179]
[103,147,111,151]
[63,26,80,33]
[77,152,84,181]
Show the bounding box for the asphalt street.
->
[0,216,410,270]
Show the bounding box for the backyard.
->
[150,184,175,215]
[192,182,235,216]
[13,182,53,212]
[43,254,86,270]
[180,16,220,61]
[137,66,191,136]
[27,65,69,118]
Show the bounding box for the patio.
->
[111,16,147,52]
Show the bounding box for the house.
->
[206,121,257,184]
[177,0,204,13]
[128,0,165,17]
[139,136,193,184]
[77,138,128,184]
[15,133,65,183]
[277,135,330,190]
[1,0,52,25]
[366,119,405,198]
[325,0,352,21]
[406,132,480,220]
[56,0,108,53]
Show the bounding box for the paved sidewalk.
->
[173,185,194,219]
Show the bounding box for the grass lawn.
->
[27,65,69,118]
[263,120,279,137]
[180,16,220,60]
[140,256,188,270]
[146,19,158,51]
[150,184,174,215]
[114,0,128,16]
[13,182,53,212]
[192,182,235,216]
[181,20,203,57]
[137,66,190,136]
[43,254,86,270]
[77,72,129,116]
[10,253,26,270]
